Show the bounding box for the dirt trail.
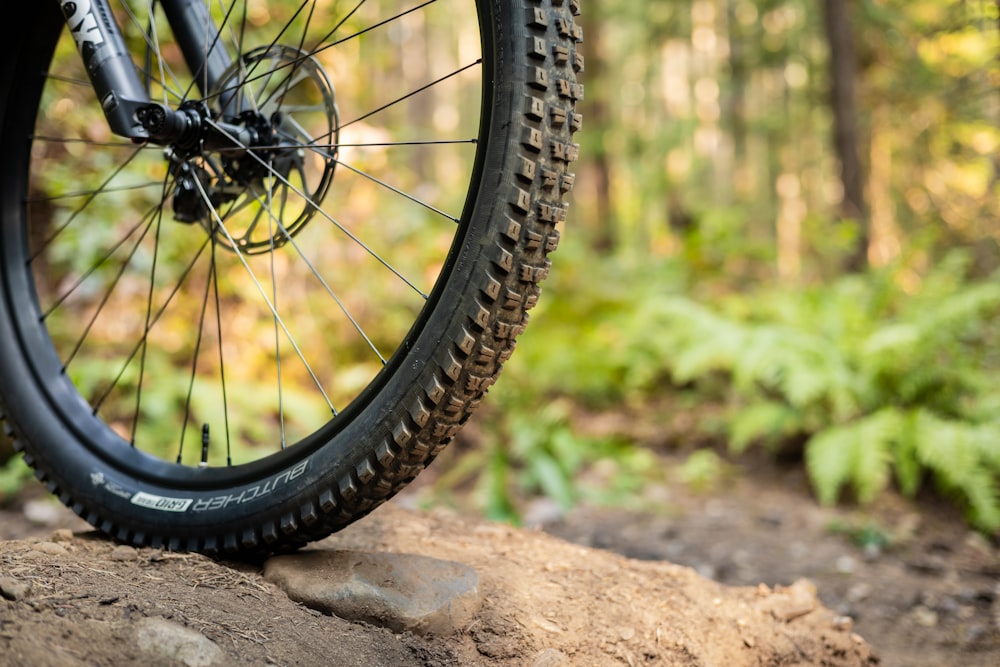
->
[5,439,999,666]
[1,502,875,666]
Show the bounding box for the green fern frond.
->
[730,326,786,394]
[655,298,747,384]
[805,426,854,506]
[806,408,901,505]
[733,326,832,401]
[957,468,1000,533]
[725,323,861,420]
[862,323,920,359]
[917,282,1000,332]
[670,335,741,384]
[729,401,803,453]
[892,411,923,497]
[851,410,901,503]
[971,423,1000,470]
[859,283,998,413]
[906,409,1000,532]
[780,335,856,412]
[912,410,979,485]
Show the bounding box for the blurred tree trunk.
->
[822,0,868,272]
[580,12,615,251]
[726,1,746,168]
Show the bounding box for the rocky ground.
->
[0,445,997,666]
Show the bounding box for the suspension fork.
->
[57,0,239,145]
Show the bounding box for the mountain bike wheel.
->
[0,0,582,554]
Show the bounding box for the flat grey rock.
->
[263,550,481,636]
[134,617,224,667]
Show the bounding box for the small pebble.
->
[835,555,857,574]
[32,541,69,556]
[964,624,988,643]
[846,582,872,603]
[531,648,567,667]
[832,615,854,632]
[913,605,939,628]
[110,545,140,562]
[22,500,64,526]
[862,543,882,560]
[50,529,74,543]
[0,576,31,601]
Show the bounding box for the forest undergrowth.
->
[418,247,1000,540]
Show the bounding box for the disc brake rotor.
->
[171,46,340,255]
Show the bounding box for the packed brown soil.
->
[1,500,875,666]
[3,432,998,666]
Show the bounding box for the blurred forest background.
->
[1,0,999,537]
[425,0,1000,535]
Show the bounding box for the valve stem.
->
[199,424,210,468]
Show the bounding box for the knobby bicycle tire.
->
[0,0,582,555]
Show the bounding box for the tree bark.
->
[580,12,615,251]
[822,0,868,272]
[726,1,747,167]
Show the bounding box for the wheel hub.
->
[163,46,340,255]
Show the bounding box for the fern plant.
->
[654,262,1000,532]
[421,246,1000,533]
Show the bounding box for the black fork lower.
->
[57,0,232,142]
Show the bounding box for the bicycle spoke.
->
[331,139,478,149]
[245,182,388,366]
[120,0,185,103]
[205,1,438,110]
[313,1,436,55]
[337,60,482,133]
[59,211,158,370]
[253,2,320,114]
[205,0,317,109]
[92,238,211,413]
[188,165,338,416]
[178,248,216,463]
[333,157,460,224]
[30,135,154,149]
[131,195,167,445]
[41,201,160,320]
[278,110,464,223]
[209,240,233,466]
[266,168,288,448]
[205,117,430,299]
[174,0,242,102]
[30,147,146,260]
[25,180,166,204]
[256,66,321,115]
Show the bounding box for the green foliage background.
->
[420,0,1000,534]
